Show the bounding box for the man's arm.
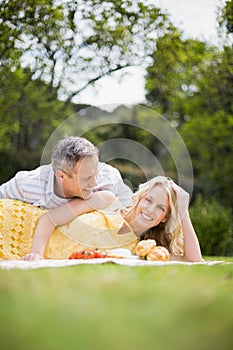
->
[22,190,116,261]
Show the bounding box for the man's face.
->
[57,155,98,199]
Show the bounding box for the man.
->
[0,136,132,209]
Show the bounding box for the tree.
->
[0,0,172,182]
[145,29,216,123]
[0,66,75,182]
[0,0,171,102]
[144,14,233,209]
[0,66,74,151]
[180,110,233,208]
[218,0,233,34]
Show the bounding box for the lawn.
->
[0,258,233,350]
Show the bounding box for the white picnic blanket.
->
[0,258,231,270]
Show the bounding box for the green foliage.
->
[0,0,171,101]
[145,19,233,210]
[178,45,233,209]
[145,29,212,121]
[193,46,233,115]
[190,195,233,256]
[0,150,41,184]
[0,66,74,150]
[0,1,174,185]
[0,66,75,183]
[218,0,233,34]
[0,0,232,229]
[0,0,64,66]
[180,110,233,209]
[79,105,177,187]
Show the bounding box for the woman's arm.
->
[22,190,116,261]
[169,182,203,262]
[180,211,203,262]
[169,212,204,262]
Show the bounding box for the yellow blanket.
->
[0,199,139,260]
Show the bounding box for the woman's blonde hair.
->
[122,176,184,256]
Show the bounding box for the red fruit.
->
[68,252,77,259]
[69,249,107,259]
[100,252,107,258]
[93,250,100,258]
[87,250,96,259]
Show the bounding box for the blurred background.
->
[0,0,232,256]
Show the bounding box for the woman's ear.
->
[161,212,170,223]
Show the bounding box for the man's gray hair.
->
[51,136,99,171]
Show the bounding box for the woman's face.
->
[133,184,170,234]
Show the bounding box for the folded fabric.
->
[0,258,231,270]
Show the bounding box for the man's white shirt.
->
[0,163,132,208]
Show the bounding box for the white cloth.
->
[0,259,230,270]
[0,163,133,208]
[96,162,133,207]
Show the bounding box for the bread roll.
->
[134,239,156,257]
[147,246,170,261]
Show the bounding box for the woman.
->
[0,176,203,262]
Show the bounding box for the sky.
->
[75,0,224,108]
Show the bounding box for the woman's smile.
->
[140,211,154,221]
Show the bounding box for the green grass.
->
[1,259,233,350]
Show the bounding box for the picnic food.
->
[69,249,107,259]
[107,248,132,258]
[147,246,170,261]
[134,239,156,257]
[69,248,133,259]
[134,239,170,261]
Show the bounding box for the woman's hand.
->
[22,253,44,261]
[170,181,190,219]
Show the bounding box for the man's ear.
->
[55,170,65,183]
